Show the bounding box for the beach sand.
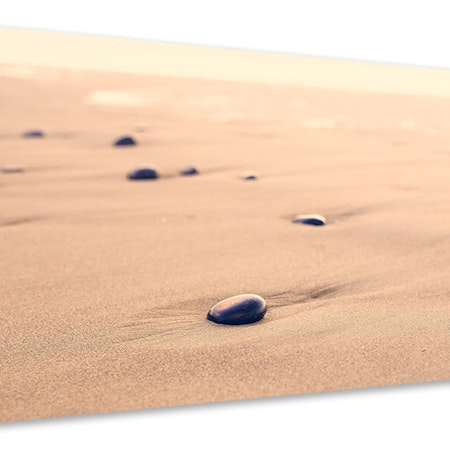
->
[1,35,449,422]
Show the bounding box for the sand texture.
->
[1,56,449,422]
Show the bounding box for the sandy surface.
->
[1,57,449,422]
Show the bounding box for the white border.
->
[1,0,450,70]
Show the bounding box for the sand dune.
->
[0,60,449,422]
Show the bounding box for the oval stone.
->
[23,130,45,138]
[114,136,137,146]
[127,167,159,180]
[292,214,327,226]
[2,165,25,174]
[243,171,258,181]
[207,294,267,325]
[180,166,199,176]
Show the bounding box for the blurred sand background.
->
[0,27,449,422]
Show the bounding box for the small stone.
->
[114,136,137,146]
[2,165,25,174]
[207,294,267,325]
[22,130,45,138]
[243,171,258,181]
[292,214,327,226]
[127,167,159,180]
[180,166,199,176]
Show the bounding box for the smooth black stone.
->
[207,294,267,325]
[243,172,258,181]
[114,136,137,146]
[127,168,159,180]
[180,166,199,176]
[22,130,45,138]
[292,214,327,226]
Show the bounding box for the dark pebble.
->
[243,171,258,181]
[22,130,45,138]
[114,136,137,146]
[207,294,267,325]
[127,167,159,180]
[180,166,199,176]
[2,165,25,174]
[292,214,327,226]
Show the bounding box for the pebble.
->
[292,214,327,226]
[114,136,137,146]
[243,171,258,181]
[180,166,199,176]
[207,294,267,325]
[22,130,45,138]
[127,167,159,180]
[2,165,25,174]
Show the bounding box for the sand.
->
[1,55,449,422]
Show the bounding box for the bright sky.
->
[2,26,450,97]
